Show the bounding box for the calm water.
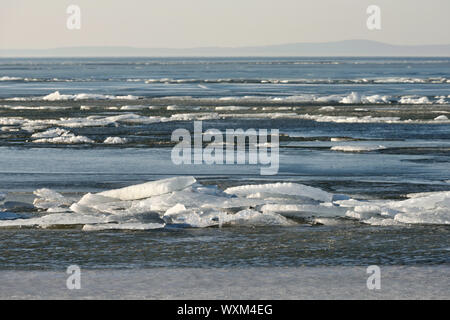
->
[0,57,448,270]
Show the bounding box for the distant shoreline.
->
[2,40,450,57]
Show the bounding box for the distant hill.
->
[1,40,450,57]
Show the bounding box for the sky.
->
[1,0,449,50]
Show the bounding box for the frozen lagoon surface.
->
[0,57,449,299]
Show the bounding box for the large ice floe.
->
[0,177,449,230]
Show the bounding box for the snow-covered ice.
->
[103,137,129,144]
[31,128,94,144]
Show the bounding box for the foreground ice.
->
[0,177,449,230]
[339,191,450,225]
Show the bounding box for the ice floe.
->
[33,188,74,210]
[399,96,431,104]
[330,145,386,152]
[1,106,449,137]
[434,115,448,121]
[97,176,197,200]
[224,182,334,202]
[0,113,164,134]
[7,91,140,101]
[0,177,449,230]
[167,113,221,121]
[31,128,71,139]
[0,105,70,111]
[215,106,251,111]
[103,137,129,144]
[120,105,148,111]
[4,90,449,105]
[31,128,94,144]
[82,222,165,231]
[342,191,450,225]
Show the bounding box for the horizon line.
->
[3,39,450,51]
[1,40,450,58]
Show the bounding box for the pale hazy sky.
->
[1,0,449,49]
